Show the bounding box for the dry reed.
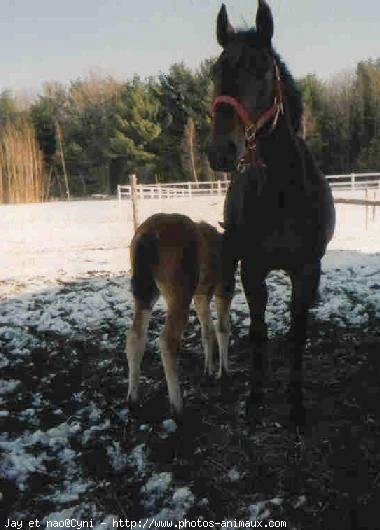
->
[0,119,47,203]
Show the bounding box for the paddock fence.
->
[118,179,230,201]
[117,172,380,202]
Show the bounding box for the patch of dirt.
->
[1,282,380,529]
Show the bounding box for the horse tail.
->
[181,235,200,294]
[131,231,159,308]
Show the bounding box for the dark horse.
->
[208,1,335,425]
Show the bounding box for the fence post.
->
[188,182,192,198]
[365,188,369,230]
[351,173,355,191]
[373,190,377,221]
[130,174,139,231]
[217,180,221,196]
[117,185,121,204]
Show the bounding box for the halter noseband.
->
[210,60,284,171]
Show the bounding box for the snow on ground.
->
[1,193,379,522]
[1,193,380,292]
[1,194,379,333]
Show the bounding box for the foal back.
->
[126,213,231,416]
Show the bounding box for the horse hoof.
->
[245,399,265,428]
[249,387,264,405]
[205,365,215,376]
[220,373,234,403]
[289,403,306,430]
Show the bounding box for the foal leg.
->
[288,261,321,425]
[159,295,191,417]
[194,294,216,376]
[126,299,155,405]
[241,260,268,406]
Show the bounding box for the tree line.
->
[1,58,380,202]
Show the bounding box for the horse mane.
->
[235,28,303,134]
[273,52,303,134]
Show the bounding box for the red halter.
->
[210,60,284,170]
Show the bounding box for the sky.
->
[1,0,380,94]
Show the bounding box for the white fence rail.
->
[117,173,380,201]
[118,180,230,200]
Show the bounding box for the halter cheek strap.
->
[210,60,284,170]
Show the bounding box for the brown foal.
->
[126,213,232,416]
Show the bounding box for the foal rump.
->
[130,213,212,307]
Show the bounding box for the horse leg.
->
[220,231,238,300]
[194,294,216,376]
[241,260,268,406]
[126,299,156,405]
[216,232,237,396]
[288,260,321,425]
[214,295,232,379]
[159,296,191,417]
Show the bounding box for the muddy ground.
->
[1,275,380,529]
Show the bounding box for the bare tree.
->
[181,116,199,183]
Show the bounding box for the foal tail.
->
[131,231,159,308]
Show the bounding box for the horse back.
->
[131,214,199,295]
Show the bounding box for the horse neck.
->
[257,113,303,178]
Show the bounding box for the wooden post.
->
[373,190,377,221]
[130,174,139,231]
[217,180,221,196]
[365,188,369,230]
[351,173,355,191]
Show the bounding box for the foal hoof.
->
[219,373,234,403]
[201,370,216,386]
[127,397,141,418]
[169,406,183,426]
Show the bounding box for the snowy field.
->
[1,193,380,288]
[1,195,380,527]
[1,195,379,324]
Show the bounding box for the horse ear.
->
[256,0,274,45]
[217,4,234,47]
